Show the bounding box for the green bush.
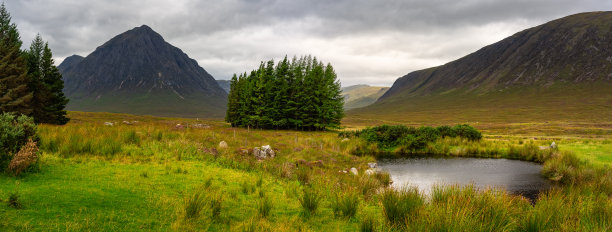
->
[0,113,38,171]
[342,124,482,154]
[452,124,482,141]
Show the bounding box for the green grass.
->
[0,111,610,231]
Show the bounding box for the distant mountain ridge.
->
[341,85,389,109]
[59,25,228,118]
[216,80,231,93]
[353,12,612,124]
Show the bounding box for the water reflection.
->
[377,157,550,200]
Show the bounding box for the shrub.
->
[0,113,38,171]
[381,187,424,227]
[374,171,392,187]
[8,139,39,176]
[436,125,456,138]
[452,124,482,141]
[299,187,320,216]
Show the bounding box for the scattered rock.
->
[218,141,228,149]
[254,145,276,159]
[261,145,275,158]
[192,123,211,129]
[550,141,557,150]
[350,167,358,175]
[539,146,549,150]
[122,121,134,125]
[367,162,377,169]
[174,124,186,130]
[104,122,114,126]
[202,147,218,156]
[365,169,376,175]
[341,138,350,142]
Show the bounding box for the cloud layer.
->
[7,0,612,86]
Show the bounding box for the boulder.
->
[122,121,133,125]
[254,145,275,159]
[218,141,228,149]
[365,169,376,175]
[367,162,377,169]
[350,167,358,175]
[550,141,557,149]
[341,138,350,142]
[104,122,114,126]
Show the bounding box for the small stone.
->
[218,141,228,149]
[367,162,377,169]
[104,122,114,126]
[341,138,350,142]
[365,169,376,175]
[550,141,557,150]
[122,121,133,125]
[350,167,358,175]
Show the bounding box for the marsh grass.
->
[299,187,321,217]
[381,187,423,227]
[7,191,22,209]
[331,190,360,218]
[359,213,376,232]
[3,111,608,231]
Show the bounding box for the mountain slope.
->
[216,80,231,93]
[60,25,228,118]
[58,54,83,74]
[342,85,389,109]
[351,12,612,125]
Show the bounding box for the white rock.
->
[218,141,228,149]
[365,169,376,175]
[350,167,358,175]
[367,162,377,169]
[341,138,350,142]
[550,141,557,149]
[104,122,114,126]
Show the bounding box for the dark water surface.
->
[377,157,550,200]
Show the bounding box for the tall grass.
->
[299,187,321,217]
[381,187,423,227]
[331,191,360,218]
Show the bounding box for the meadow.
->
[0,111,610,231]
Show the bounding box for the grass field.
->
[1,111,610,231]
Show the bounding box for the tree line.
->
[0,3,68,124]
[226,55,344,130]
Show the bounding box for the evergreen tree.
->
[226,55,344,131]
[25,34,69,124]
[0,3,32,115]
[40,42,69,124]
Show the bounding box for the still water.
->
[377,157,550,200]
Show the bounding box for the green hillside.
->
[342,85,389,110]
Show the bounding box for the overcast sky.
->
[6,0,612,86]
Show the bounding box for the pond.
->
[377,157,550,200]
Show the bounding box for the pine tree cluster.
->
[0,3,68,124]
[226,56,344,130]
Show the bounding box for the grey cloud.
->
[6,0,612,86]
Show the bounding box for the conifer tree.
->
[25,34,69,124]
[40,42,69,124]
[0,3,32,115]
[226,55,344,130]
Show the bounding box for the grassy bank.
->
[0,112,610,231]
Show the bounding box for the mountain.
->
[60,25,228,118]
[341,85,389,110]
[216,80,231,93]
[351,12,612,125]
[58,54,84,74]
